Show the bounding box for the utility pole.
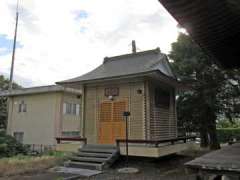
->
[9,0,20,90]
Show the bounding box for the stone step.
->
[67,161,103,171]
[84,144,117,150]
[79,148,117,154]
[76,152,112,158]
[66,144,120,171]
[70,156,109,163]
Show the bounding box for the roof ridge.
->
[18,84,59,90]
[103,47,161,64]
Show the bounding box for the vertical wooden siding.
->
[84,81,145,144]
[129,82,145,139]
[148,82,177,140]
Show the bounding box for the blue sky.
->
[0,34,23,56]
[0,0,179,87]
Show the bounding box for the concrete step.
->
[76,152,112,158]
[67,161,103,171]
[66,144,120,171]
[79,148,117,154]
[70,156,109,163]
[84,144,117,150]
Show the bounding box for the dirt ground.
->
[0,152,203,180]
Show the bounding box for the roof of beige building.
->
[0,85,82,97]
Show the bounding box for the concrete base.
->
[56,142,84,152]
[119,142,195,157]
[118,167,139,174]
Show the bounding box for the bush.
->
[0,131,28,158]
[217,128,240,143]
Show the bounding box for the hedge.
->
[217,128,240,143]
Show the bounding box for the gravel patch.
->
[79,154,197,180]
[0,154,199,180]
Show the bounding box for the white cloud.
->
[0,0,179,87]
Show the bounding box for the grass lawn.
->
[0,151,68,177]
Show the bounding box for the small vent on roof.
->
[103,57,109,63]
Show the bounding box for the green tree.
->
[0,75,21,129]
[169,33,240,150]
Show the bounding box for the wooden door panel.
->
[99,102,112,144]
[112,101,126,141]
[113,101,126,122]
[100,102,112,122]
[99,123,113,144]
[112,122,125,140]
[99,100,127,144]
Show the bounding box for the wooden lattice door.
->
[99,101,126,144]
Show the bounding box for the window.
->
[72,104,76,115]
[22,104,27,112]
[62,131,80,137]
[76,104,80,116]
[63,103,80,116]
[66,103,72,114]
[18,101,27,113]
[13,132,24,143]
[155,88,170,108]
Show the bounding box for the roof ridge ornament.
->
[132,40,136,53]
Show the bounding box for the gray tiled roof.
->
[0,85,82,97]
[58,48,175,84]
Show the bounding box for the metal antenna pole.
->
[9,0,20,90]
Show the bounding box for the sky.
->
[0,0,180,87]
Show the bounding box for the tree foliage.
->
[0,75,21,129]
[169,33,240,149]
[0,131,28,157]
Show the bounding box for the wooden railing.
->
[55,137,87,145]
[116,136,196,148]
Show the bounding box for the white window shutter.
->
[63,103,67,114]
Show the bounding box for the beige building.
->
[0,85,82,146]
[2,48,188,156]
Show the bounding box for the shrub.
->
[0,131,28,158]
[217,128,240,143]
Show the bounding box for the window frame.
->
[154,88,171,108]
[63,102,81,116]
[13,132,24,143]
[18,101,27,113]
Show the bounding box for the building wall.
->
[7,92,82,146]
[84,80,145,144]
[147,81,177,140]
[61,93,81,134]
[7,92,62,145]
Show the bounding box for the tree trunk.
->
[200,128,209,148]
[208,121,220,150]
[207,109,220,150]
